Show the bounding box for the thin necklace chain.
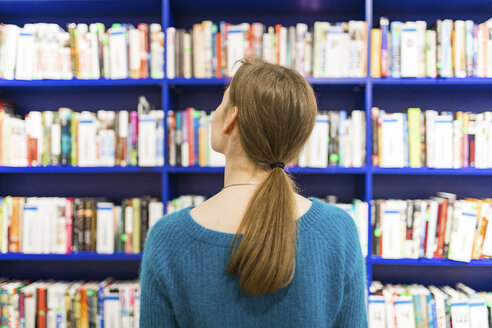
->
[222,182,259,190]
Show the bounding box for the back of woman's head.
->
[227,59,318,296]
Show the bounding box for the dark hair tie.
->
[269,162,285,169]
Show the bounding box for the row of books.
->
[369,281,492,328]
[0,278,139,328]
[323,196,368,257]
[1,105,165,167]
[372,192,492,262]
[0,196,163,254]
[371,18,492,78]
[372,107,492,168]
[298,110,365,168]
[166,20,367,78]
[166,195,206,214]
[0,23,164,80]
[167,109,225,167]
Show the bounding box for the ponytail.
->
[226,59,317,296]
[228,167,298,296]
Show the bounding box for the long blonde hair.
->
[227,60,318,296]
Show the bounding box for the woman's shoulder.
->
[305,198,360,245]
[144,208,192,251]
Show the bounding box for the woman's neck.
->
[223,155,269,187]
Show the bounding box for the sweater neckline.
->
[182,197,324,246]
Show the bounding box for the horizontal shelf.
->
[370,256,492,267]
[2,166,490,175]
[288,166,368,174]
[165,166,367,174]
[167,77,231,86]
[0,252,142,261]
[371,77,492,85]
[0,166,163,173]
[372,167,492,175]
[0,78,163,87]
[166,166,224,173]
[167,77,367,86]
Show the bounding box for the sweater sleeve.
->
[139,225,177,328]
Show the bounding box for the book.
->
[0,196,162,255]
[0,100,164,167]
[370,282,492,328]
[372,192,492,262]
[373,18,492,78]
[0,22,161,81]
[167,20,367,78]
[373,108,492,169]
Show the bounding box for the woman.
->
[140,60,367,327]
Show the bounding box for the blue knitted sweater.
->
[139,197,367,327]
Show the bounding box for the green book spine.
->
[71,112,77,166]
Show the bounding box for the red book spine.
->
[470,135,475,167]
[37,287,47,328]
[275,24,282,65]
[216,32,222,78]
[247,24,254,59]
[66,198,73,254]
[186,108,194,166]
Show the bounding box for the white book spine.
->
[138,114,157,167]
[22,198,39,254]
[78,113,97,167]
[166,27,176,79]
[416,21,427,77]
[296,23,307,75]
[1,25,19,80]
[449,201,477,262]
[381,113,405,167]
[15,27,35,80]
[88,26,100,79]
[487,21,492,77]
[309,114,328,168]
[425,110,437,168]
[97,202,115,254]
[453,118,463,168]
[148,201,163,230]
[368,296,386,328]
[352,110,364,167]
[109,27,129,79]
[183,32,192,78]
[401,22,418,78]
[486,112,492,168]
[227,26,244,76]
[434,114,453,168]
[475,114,487,168]
[381,203,403,258]
[129,28,141,78]
[203,21,213,78]
[394,296,416,328]
[304,32,312,76]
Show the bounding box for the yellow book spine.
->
[370,28,382,77]
[408,108,422,167]
[132,198,141,253]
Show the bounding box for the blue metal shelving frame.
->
[0,0,490,290]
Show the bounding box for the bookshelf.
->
[0,0,491,294]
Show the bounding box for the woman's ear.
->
[222,106,238,134]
